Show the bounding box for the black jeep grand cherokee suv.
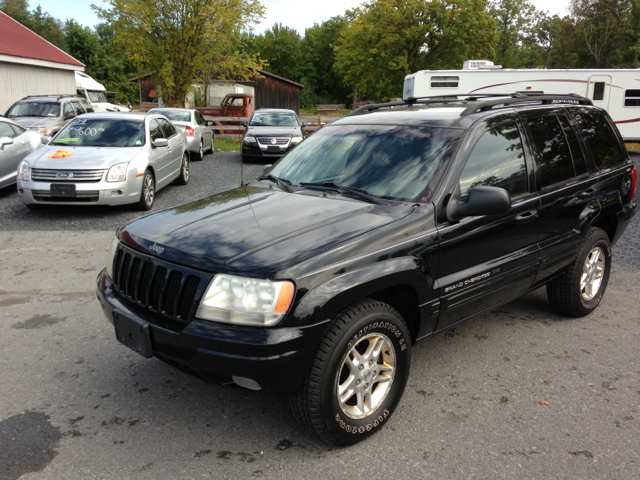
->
[97,94,636,446]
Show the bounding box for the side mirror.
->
[205,121,213,127]
[0,137,13,150]
[263,164,272,174]
[446,185,510,221]
[153,138,168,148]
[41,136,52,144]
[240,122,247,127]
[301,122,308,128]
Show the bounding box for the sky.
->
[35,0,573,34]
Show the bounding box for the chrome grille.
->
[111,244,211,331]
[32,190,99,202]
[32,169,105,182]
[257,137,290,146]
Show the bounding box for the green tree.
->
[490,0,543,67]
[63,19,99,71]
[252,23,304,81]
[1,0,67,50]
[93,0,266,107]
[334,0,498,101]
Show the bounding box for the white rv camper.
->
[75,71,130,112]
[403,61,640,141]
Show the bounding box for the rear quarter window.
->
[572,109,626,170]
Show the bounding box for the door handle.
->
[516,210,538,221]
[580,187,597,198]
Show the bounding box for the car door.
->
[148,118,173,187]
[519,108,601,284]
[158,119,183,173]
[0,121,28,187]
[434,114,541,331]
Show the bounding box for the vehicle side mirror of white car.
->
[41,136,52,144]
[153,138,168,148]
[0,137,13,150]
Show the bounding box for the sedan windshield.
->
[151,110,191,122]
[53,118,146,147]
[267,125,462,201]
[7,102,60,118]
[250,112,298,127]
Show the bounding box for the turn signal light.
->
[184,126,195,137]
[275,282,295,313]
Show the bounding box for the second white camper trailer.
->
[403,61,640,141]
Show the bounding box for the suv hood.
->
[26,145,142,169]
[120,185,412,277]
[245,126,302,137]
[10,117,58,128]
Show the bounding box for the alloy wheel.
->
[580,246,605,300]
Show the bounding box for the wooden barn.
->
[130,69,303,114]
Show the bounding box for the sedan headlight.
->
[17,160,30,181]
[107,163,128,182]
[291,136,303,144]
[105,233,120,280]
[196,274,295,326]
[243,136,256,143]
[30,127,46,134]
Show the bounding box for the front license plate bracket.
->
[113,311,153,358]
[50,183,76,198]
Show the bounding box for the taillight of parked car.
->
[631,167,637,201]
[184,126,195,137]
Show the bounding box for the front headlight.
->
[291,136,303,144]
[243,136,256,143]
[196,274,295,326]
[105,233,120,280]
[30,127,46,134]
[17,160,30,181]
[107,163,128,182]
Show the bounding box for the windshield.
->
[87,91,107,103]
[7,102,60,118]
[250,112,298,127]
[268,125,462,201]
[52,118,145,147]
[151,110,191,122]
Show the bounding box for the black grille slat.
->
[163,271,183,317]
[179,276,200,320]
[149,266,167,312]
[110,244,209,332]
[138,262,153,305]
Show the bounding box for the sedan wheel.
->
[135,170,155,211]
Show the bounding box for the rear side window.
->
[82,100,94,113]
[72,101,85,114]
[527,116,575,188]
[195,111,205,125]
[573,109,625,170]
[459,123,528,199]
[557,116,587,176]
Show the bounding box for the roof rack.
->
[347,93,593,117]
[20,94,82,101]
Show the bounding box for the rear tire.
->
[135,170,155,211]
[291,299,411,446]
[175,152,189,185]
[547,227,611,317]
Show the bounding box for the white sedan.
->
[16,112,188,210]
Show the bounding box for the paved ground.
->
[0,152,638,479]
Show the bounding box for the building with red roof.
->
[0,11,84,113]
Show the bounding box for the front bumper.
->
[242,141,298,159]
[96,269,326,393]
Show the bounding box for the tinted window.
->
[72,101,85,114]
[573,109,625,169]
[269,125,462,201]
[557,116,587,176]
[592,82,605,101]
[63,102,76,119]
[0,121,17,138]
[624,90,640,107]
[431,76,459,87]
[149,119,164,141]
[195,111,205,125]
[158,118,175,138]
[82,100,94,113]
[52,119,145,147]
[250,112,298,126]
[527,116,574,188]
[459,123,527,199]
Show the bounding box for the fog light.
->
[232,376,261,391]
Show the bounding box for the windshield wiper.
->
[299,182,383,204]
[259,174,293,193]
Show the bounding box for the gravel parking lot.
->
[0,152,638,479]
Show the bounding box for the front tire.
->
[135,169,155,211]
[291,299,411,446]
[175,152,189,185]
[547,227,612,317]
[193,140,204,161]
